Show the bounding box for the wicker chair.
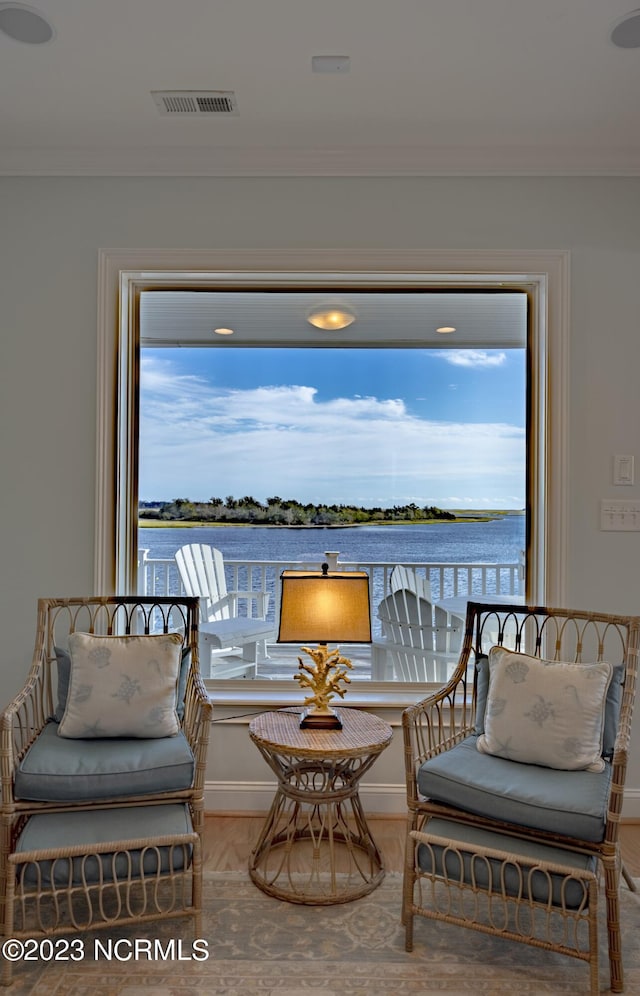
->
[0,596,212,946]
[402,601,640,993]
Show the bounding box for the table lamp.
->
[277,563,372,729]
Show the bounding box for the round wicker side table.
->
[248,708,393,905]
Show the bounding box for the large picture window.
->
[96,249,570,698]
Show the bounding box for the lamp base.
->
[299,708,342,730]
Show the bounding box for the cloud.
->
[438,350,507,368]
[139,356,525,508]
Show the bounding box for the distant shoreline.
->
[138,512,524,529]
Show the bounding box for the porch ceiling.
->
[140,289,527,349]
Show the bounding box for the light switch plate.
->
[614,454,635,485]
[600,499,640,530]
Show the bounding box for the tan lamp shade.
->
[277,568,372,644]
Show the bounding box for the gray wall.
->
[2,175,640,808]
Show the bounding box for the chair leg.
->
[198,636,212,678]
[404,904,414,952]
[604,857,624,992]
[242,641,259,663]
[192,833,203,941]
[242,638,269,663]
[1,857,15,986]
[401,812,418,930]
[0,815,12,941]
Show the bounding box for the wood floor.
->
[202,814,640,877]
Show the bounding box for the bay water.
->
[139,515,525,647]
[139,514,525,567]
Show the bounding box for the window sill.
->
[205,678,445,725]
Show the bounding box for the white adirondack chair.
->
[371,565,462,681]
[175,544,276,679]
[390,564,463,653]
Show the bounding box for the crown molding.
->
[3,144,640,177]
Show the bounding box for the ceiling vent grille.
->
[151,91,238,116]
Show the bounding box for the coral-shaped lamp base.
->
[294,643,353,730]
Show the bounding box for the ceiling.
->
[1,0,640,177]
[140,290,527,348]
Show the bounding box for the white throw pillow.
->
[476,646,613,772]
[58,632,183,739]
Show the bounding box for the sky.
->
[139,347,526,510]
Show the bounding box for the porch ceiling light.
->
[307,306,356,331]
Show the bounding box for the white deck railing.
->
[138,549,523,641]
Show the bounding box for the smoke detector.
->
[0,3,54,44]
[610,9,640,48]
[151,91,238,116]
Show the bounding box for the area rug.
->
[6,872,640,995]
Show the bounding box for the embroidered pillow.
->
[58,633,183,739]
[54,643,191,723]
[477,646,612,772]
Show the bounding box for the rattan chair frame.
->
[0,596,213,940]
[406,825,600,994]
[4,828,202,986]
[402,601,640,994]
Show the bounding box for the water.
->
[138,514,525,567]
[139,516,525,649]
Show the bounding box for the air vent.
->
[151,91,238,116]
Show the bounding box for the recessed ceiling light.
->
[436,326,456,334]
[213,327,235,336]
[0,3,54,44]
[610,9,640,48]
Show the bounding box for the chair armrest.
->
[605,704,634,842]
[0,666,49,807]
[181,663,213,811]
[402,655,475,809]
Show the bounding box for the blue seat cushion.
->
[16,804,193,886]
[14,722,194,802]
[416,817,597,909]
[417,736,612,843]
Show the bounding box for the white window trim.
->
[96,248,569,701]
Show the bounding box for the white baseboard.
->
[204,780,406,816]
[205,781,640,821]
[622,788,640,820]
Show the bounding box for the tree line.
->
[139,496,456,526]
